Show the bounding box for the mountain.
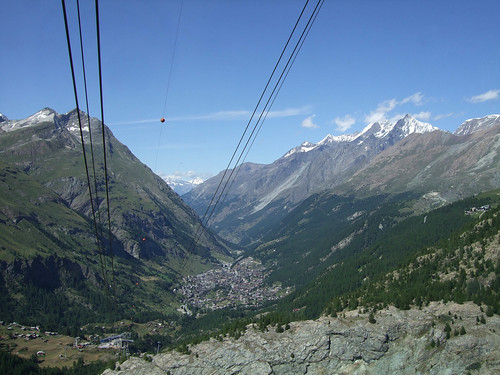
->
[0,108,229,262]
[183,115,439,245]
[103,191,500,375]
[454,114,500,136]
[342,116,500,205]
[0,108,233,330]
[164,175,204,195]
[241,115,500,302]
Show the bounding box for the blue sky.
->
[1,1,499,181]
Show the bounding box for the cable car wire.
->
[203,0,324,229]
[75,0,107,271]
[95,0,116,294]
[179,0,324,274]
[61,0,109,287]
[217,0,324,217]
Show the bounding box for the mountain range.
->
[183,114,500,245]
[0,105,499,375]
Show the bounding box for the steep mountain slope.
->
[247,189,490,312]
[184,115,437,245]
[454,114,500,136]
[0,108,230,263]
[104,191,500,375]
[0,108,233,330]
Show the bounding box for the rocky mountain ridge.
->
[103,301,500,375]
[183,115,437,244]
[454,114,500,136]
[343,119,500,202]
[184,114,500,245]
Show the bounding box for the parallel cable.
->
[218,0,325,216]
[75,0,107,271]
[204,0,324,230]
[61,0,109,286]
[179,0,323,274]
[95,0,116,293]
[196,0,311,229]
[179,0,312,272]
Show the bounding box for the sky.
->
[1,0,499,182]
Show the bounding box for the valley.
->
[0,109,499,374]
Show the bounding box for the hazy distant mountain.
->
[183,114,439,245]
[164,175,204,195]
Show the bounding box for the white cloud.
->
[388,113,406,124]
[301,114,319,128]
[169,110,250,122]
[265,106,311,118]
[467,89,500,103]
[110,118,157,125]
[365,109,388,124]
[433,112,454,120]
[402,92,424,106]
[334,115,356,132]
[111,107,309,126]
[365,92,426,124]
[365,98,397,124]
[412,111,431,121]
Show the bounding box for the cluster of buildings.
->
[1,321,50,341]
[98,332,133,349]
[179,257,290,311]
[465,205,491,215]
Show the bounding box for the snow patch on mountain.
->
[0,108,56,132]
[396,114,438,136]
[67,123,89,133]
[454,114,500,136]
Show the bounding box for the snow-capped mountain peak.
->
[454,114,500,136]
[319,133,359,144]
[394,114,438,136]
[163,175,205,195]
[283,114,438,159]
[0,108,57,132]
[283,141,317,158]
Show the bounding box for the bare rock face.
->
[103,302,500,374]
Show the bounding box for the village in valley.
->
[178,257,290,313]
[0,320,146,368]
[0,257,290,367]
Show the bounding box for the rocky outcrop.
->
[103,302,500,375]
